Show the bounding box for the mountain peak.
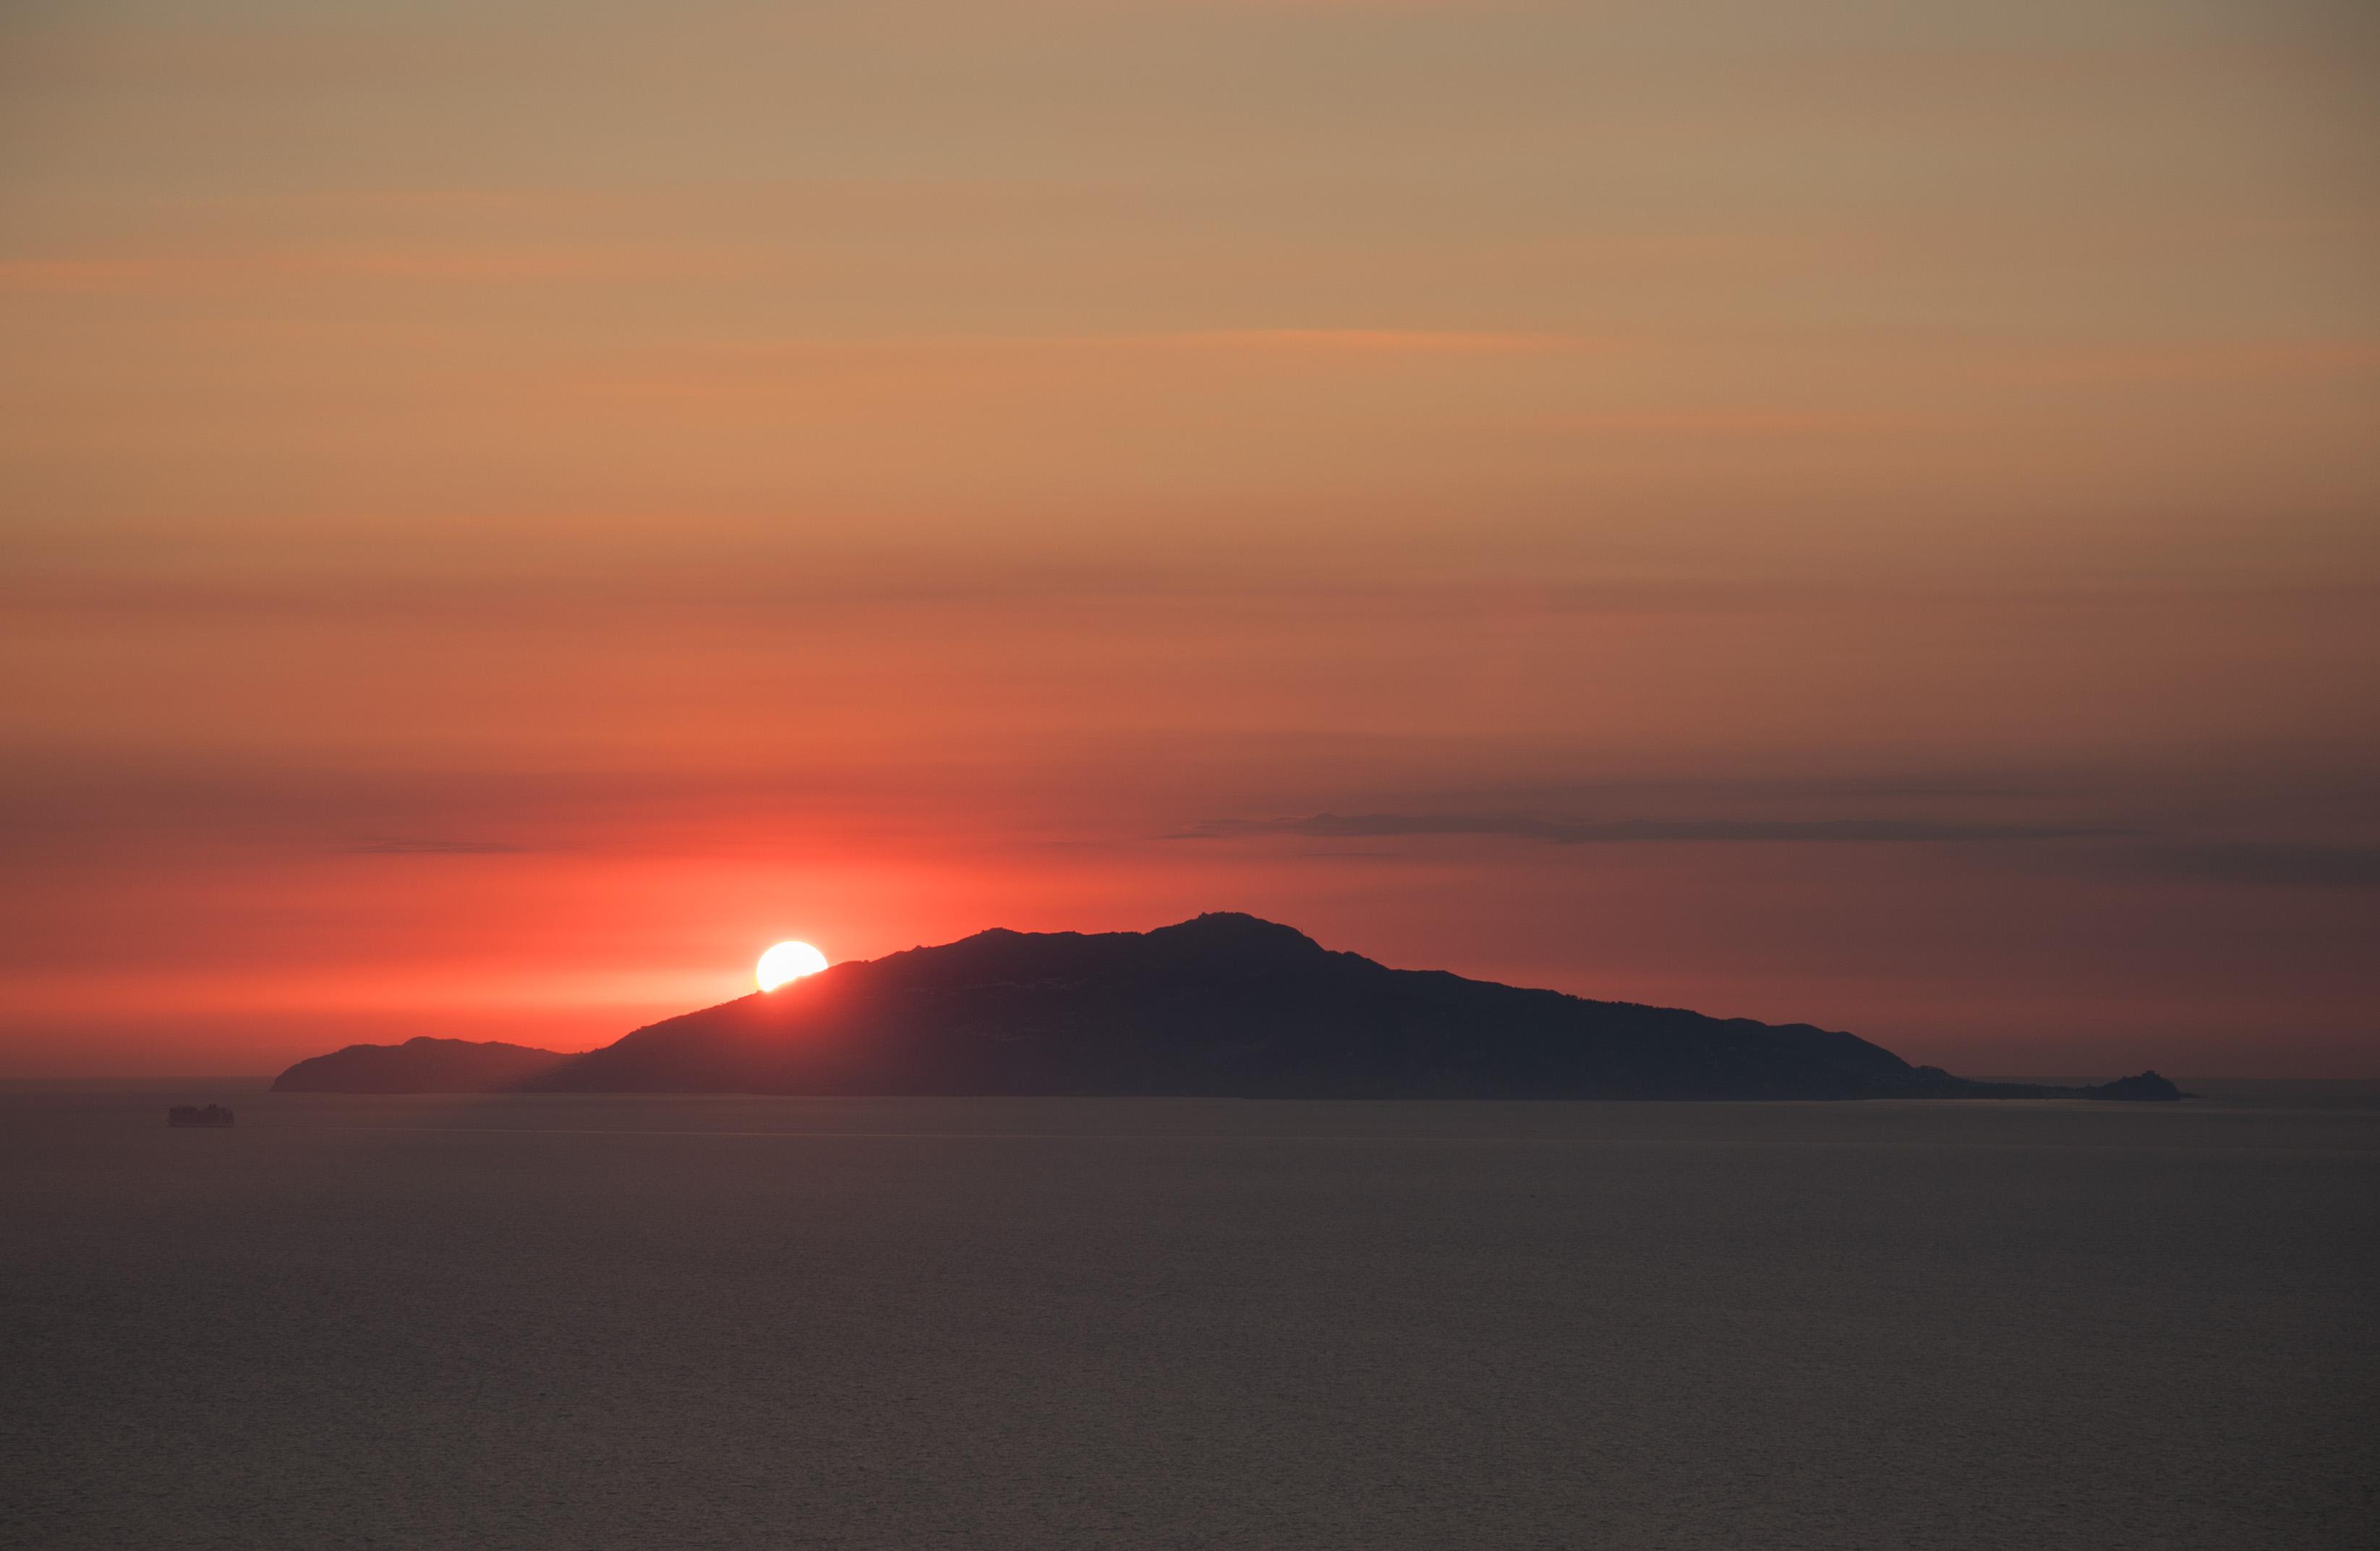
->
[1148,912,1324,953]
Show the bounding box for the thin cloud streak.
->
[2137,842,2380,889]
[341,839,530,855]
[0,247,749,293]
[1180,813,2126,844]
[1183,816,2380,889]
[631,329,1596,363]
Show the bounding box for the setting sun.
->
[756,941,829,992]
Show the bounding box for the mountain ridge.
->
[271,913,2179,1100]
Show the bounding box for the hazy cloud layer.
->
[3,0,2373,1074]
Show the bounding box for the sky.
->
[2,0,2376,1078]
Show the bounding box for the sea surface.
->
[3,1083,2373,1550]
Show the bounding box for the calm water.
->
[3,1085,2373,1550]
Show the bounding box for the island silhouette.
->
[273,913,2184,1101]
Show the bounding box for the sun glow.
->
[756,940,829,991]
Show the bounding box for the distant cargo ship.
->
[167,1104,234,1128]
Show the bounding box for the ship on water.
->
[166,1105,234,1128]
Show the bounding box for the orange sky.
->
[3,0,2376,1077]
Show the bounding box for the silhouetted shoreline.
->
[273,915,2188,1103]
